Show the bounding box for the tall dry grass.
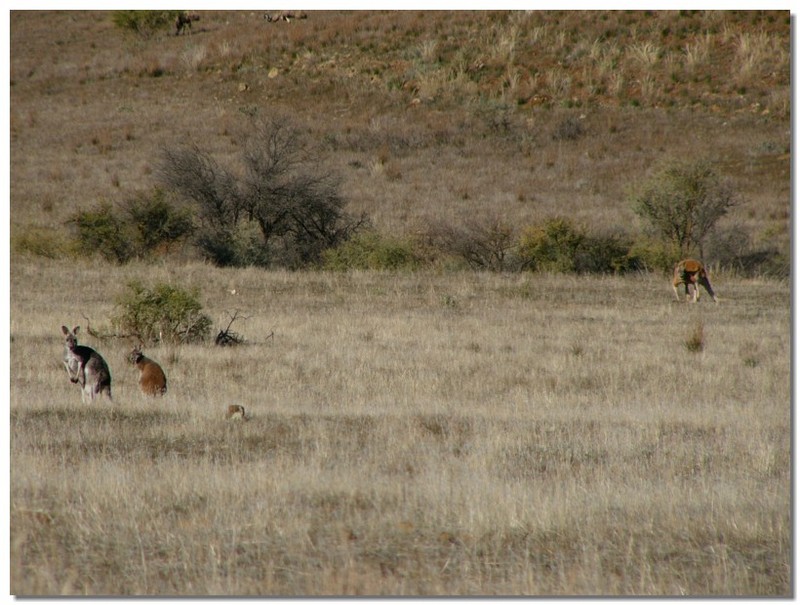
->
[10,258,790,595]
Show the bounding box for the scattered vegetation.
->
[10,265,791,596]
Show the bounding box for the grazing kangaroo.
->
[127,346,168,397]
[265,11,307,22]
[61,325,112,403]
[672,259,717,303]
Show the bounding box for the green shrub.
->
[124,189,195,257]
[322,231,421,271]
[111,11,177,38]
[68,191,197,264]
[631,159,737,257]
[627,238,679,273]
[518,218,585,273]
[575,231,640,274]
[112,281,212,345]
[69,202,134,264]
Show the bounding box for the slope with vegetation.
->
[10,10,790,275]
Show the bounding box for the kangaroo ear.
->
[73,326,81,335]
[61,326,69,335]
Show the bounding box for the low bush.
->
[68,190,197,263]
[112,281,212,345]
[518,218,584,273]
[626,238,679,274]
[124,189,195,257]
[68,202,134,264]
[427,215,516,271]
[111,11,177,38]
[158,117,366,269]
[552,116,586,141]
[575,231,641,274]
[322,231,422,271]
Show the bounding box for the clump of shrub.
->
[427,215,516,271]
[68,189,195,263]
[552,116,586,141]
[112,281,212,345]
[518,218,584,273]
[123,189,195,257]
[625,238,678,274]
[518,218,641,274]
[322,231,422,271]
[68,202,133,264]
[111,11,178,38]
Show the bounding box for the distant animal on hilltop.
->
[265,11,307,22]
[672,258,717,303]
[175,11,200,35]
[127,345,168,396]
[61,325,112,403]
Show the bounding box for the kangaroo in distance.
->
[61,325,112,403]
[128,345,168,396]
[265,11,307,22]
[175,11,200,35]
[672,258,717,303]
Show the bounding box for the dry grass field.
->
[8,9,791,597]
[10,259,791,595]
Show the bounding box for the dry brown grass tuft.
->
[684,320,705,353]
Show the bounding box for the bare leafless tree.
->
[427,214,515,271]
[158,116,367,268]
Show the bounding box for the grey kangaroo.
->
[62,325,112,403]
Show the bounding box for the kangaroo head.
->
[62,325,80,350]
[128,346,144,365]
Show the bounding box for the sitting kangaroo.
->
[61,325,112,403]
[127,345,168,396]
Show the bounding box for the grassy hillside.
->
[10,10,791,268]
[9,10,792,597]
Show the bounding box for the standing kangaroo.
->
[61,325,112,403]
[127,345,168,396]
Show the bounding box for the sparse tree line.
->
[46,116,784,277]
